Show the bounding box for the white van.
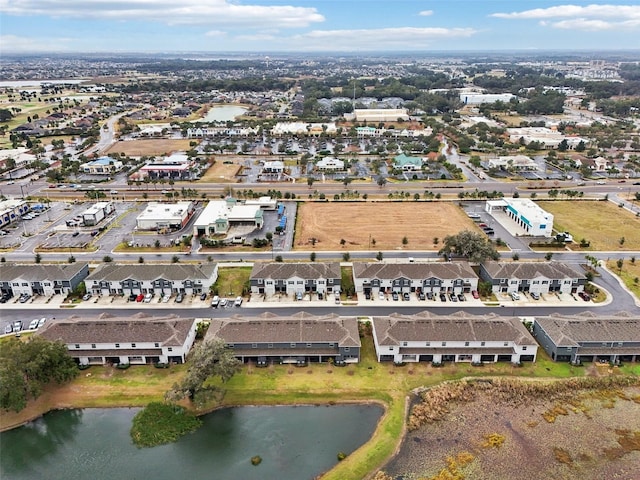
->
[510,292,521,301]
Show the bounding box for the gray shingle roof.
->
[250,262,341,280]
[481,261,584,280]
[38,315,196,346]
[353,262,477,281]
[372,311,536,346]
[0,262,88,282]
[86,264,217,282]
[535,313,640,347]
[205,312,360,347]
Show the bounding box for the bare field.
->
[105,139,193,156]
[294,202,477,250]
[537,201,640,251]
[386,383,640,480]
[199,160,242,182]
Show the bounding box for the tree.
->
[545,252,554,261]
[343,252,351,262]
[171,255,180,263]
[34,253,42,264]
[138,256,145,264]
[376,251,384,261]
[165,339,241,405]
[438,230,500,263]
[340,238,346,247]
[617,258,624,273]
[275,255,283,262]
[307,177,315,188]
[103,255,113,263]
[310,252,316,262]
[0,336,78,412]
[402,236,408,246]
[377,176,387,188]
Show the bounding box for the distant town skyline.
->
[1,1,639,54]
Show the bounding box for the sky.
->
[1,1,639,54]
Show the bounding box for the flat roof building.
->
[136,201,194,231]
[193,199,263,236]
[0,199,30,228]
[485,198,553,237]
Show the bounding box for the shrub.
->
[251,455,262,466]
[337,452,347,461]
[131,402,202,447]
[116,363,130,370]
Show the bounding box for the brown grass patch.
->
[482,433,506,448]
[553,446,574,465]
[200,160,242,182]
[105,139,193,156]
[542,404,569,423]
[295,202,477,250]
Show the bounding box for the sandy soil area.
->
[295,202,477,251]
[105,139,193,156]
[385,382,640,480]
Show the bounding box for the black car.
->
[364,292,371,300]
[200,292,207,301]
[392,292,399,301]
[402,292,410,301]
[458,294,465,302]
[128,293,137,302]
[426,292,434,300]
[418,292,426,300]
[439,293,447,302]
[449,293,458,302]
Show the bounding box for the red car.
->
[471,290,479,299]
[136,293,144,302]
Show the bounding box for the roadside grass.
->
[199,160,241,183]
[105,139,193,157]
[537,201,640,251]
[606,260,640,300]
[213,266,252,296]
[341,266,355,298]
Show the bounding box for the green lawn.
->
[213,266,252,296]
[607,260,640,300]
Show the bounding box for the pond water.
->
[200,105,248,122]
[0,404,382,480]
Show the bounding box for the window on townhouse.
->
[168,347,172,352]
[75,344,80,349]
[504,342,509,346]
[290,343,296,348]
[328,343,334,347]
[154,343,159,348]
[425,342,430,346]
[306,343,312,348]
[522,346,527,351]
[464,341,470,346]
[344,347,350,352]
[442,342,446,346]
[402,342,408,346]
[115,343,120,348]
[131,343,136,348]
[481,342,485,346]
[91,344,96,349]
[252,343,257,349]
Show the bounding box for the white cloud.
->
[0,0,325,28]
[205,30,227,37]
[418,10,434,17]
[0,34,73,53]
[288,26,477,51]
[491,4,640,20]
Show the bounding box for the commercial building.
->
[533,313,640,364]
[250,262,341,296]
[460,93,516,105]
[85,263,218,296]
[353,262,478,295]
[38,316,199,365]
[0,262,89,297]
[348,108,409,123]
[485,198,553,237]
[81,157,123,175]
[393,153,424,171]
[315,157,345,171]
[132,153,193,180]
[487,155,538,171]
[81,201,115,226]
[0,199,30,228]
[193,199,263,236]
[479,261,586,295]
[135,201,194,231]
[506,127,588,150]
[205,313,361,364]
[372,312,537,364]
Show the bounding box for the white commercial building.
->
[81,201,115,226]
[0,199,30,228]
[315,156,345,171]
[507,127,587,150]
[349,109,409,122]
[193,199,263,236]
[487,155,538,171]
[460,93,516,105]
[136,201,194,231]
[271,122,337,136]
[485,198,553,237]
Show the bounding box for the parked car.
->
[234,296,243,307]
[530,292,540,300]
[457,294,465,302]
[13,320,23,331]
[449,293,458,302]
[378,291,385,300]
[510,292,521,301]
[37,317,47,328]
[219,298,228,307]
[162,293,171,303]
[29,318,40,330]
[418,292,426,300]
[82,293,92,301]
[578,291,591,301]
[364,292,371,300]
[136,293,144,302]
[211,295,220,308]
[200,292,208,301]
[175,293,184,303]
[471,290,479,299]
[402,292,410,301]
[439,293,447,302]
[426,292,434,300]
[391,292,399,301]
[144,293,153,303]
[296,291,303,301]
[4,324,13,334]
[19,294,31,303]
[128,293,137,302]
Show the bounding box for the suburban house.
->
[84,264,218,296]
[81,157,123,175]
[371,312,537,364]
[315,156,345,171]
[38,316,198,365]
[135,201,195,231]
[250,262,341,296]
[0,199,30,228]
[193,199,264,236]
[479,261,586,295]
[533,313,640,364]
[485,198,553,237]
[352,262,478,295]
[392,153,424,171]
[0,262,89,297]
[205,312,360,364]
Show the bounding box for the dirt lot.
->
[199,160,242,183]
[105,139,193,157]
[537,200,640,251]
[295,202,477,250]
[385,380,640,480]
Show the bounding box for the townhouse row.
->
[36,312,640,367]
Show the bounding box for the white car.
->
[219,298,228,307]
[379,291,385,300]
[234,296,243,307]
[144,293,153,303]
[161,293,171,303]
[510,292,521,301]
[37,317,47,328]
[211,295,220,308]
[29,318,40,330]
